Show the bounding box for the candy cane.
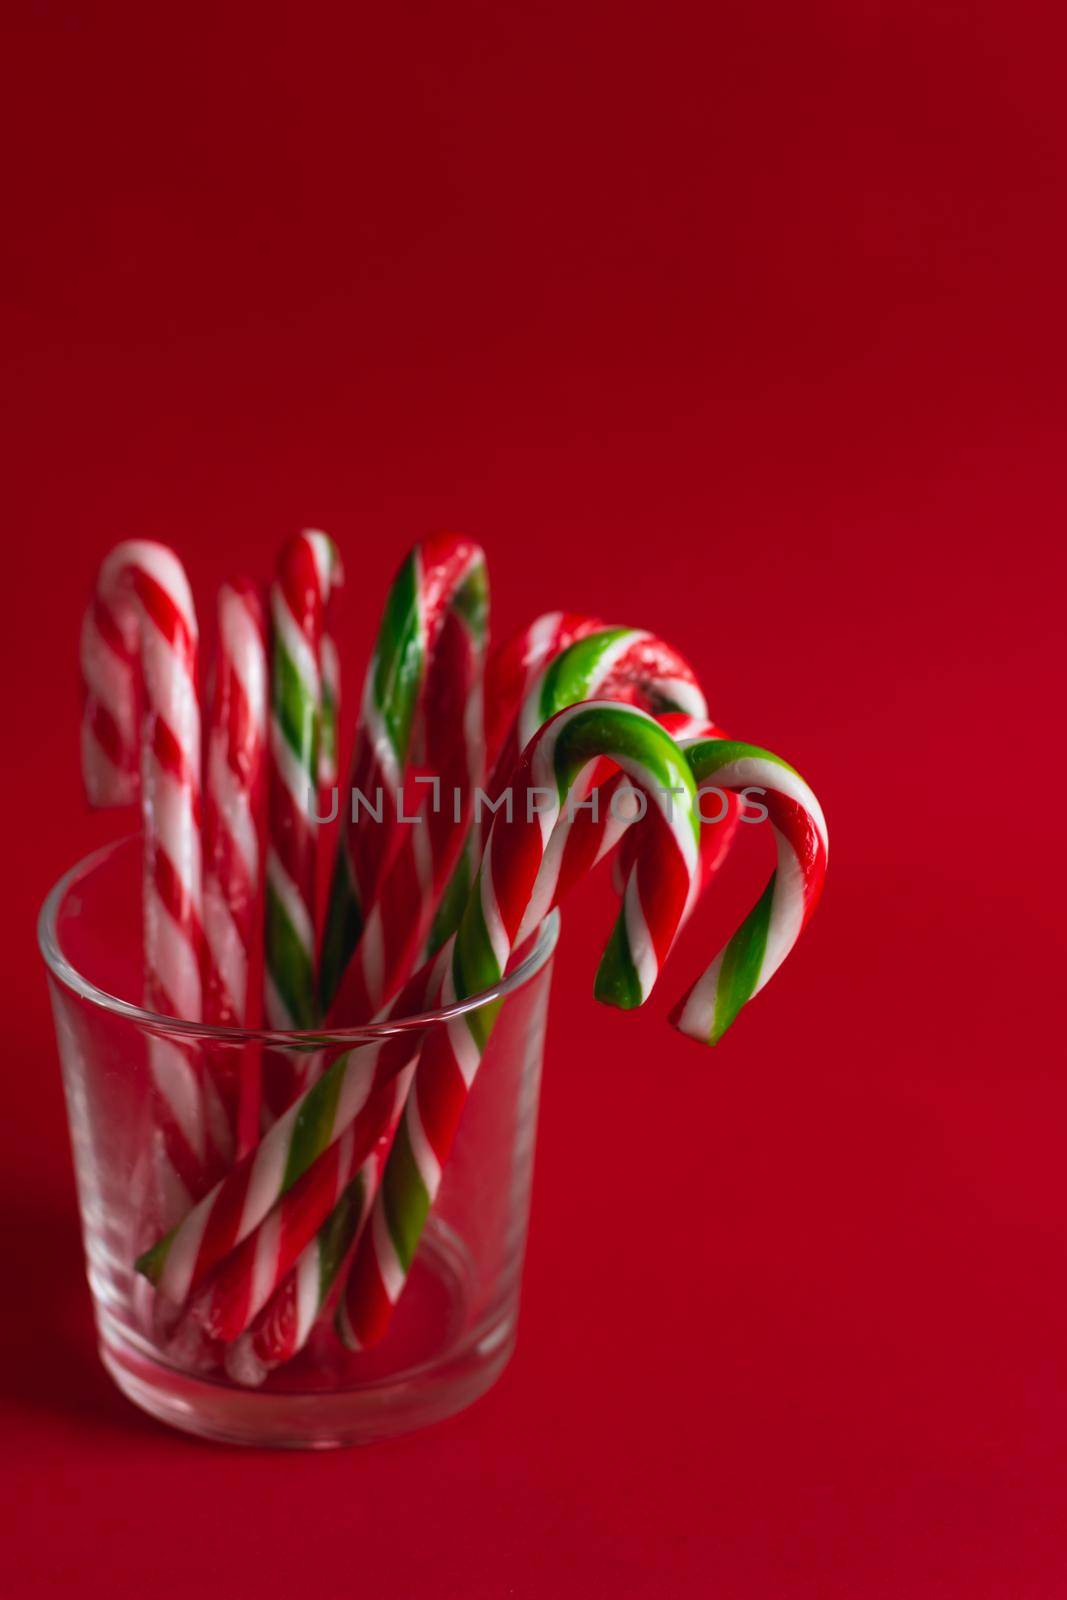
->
[203,578,269,1153]
[488,625,707,812]
[319,534,488,1020]
[424,624,708,962]
[178,764,650,1361]
[214,726,701,1375]
[135,947,450,1306]
[220,1064,415,1383]
[337,700,702,1349]
[263,531,343,1110]
[223,1168,374,1386]
[318,627,340,798]
[670,737,828,1044]
[81,540,220,1214]
[191,745,656,1364]
[417,612,605,963]
[183,1063,414,1345]
[483,611,605,768]
[176,714,750,1366]
[135,682,697,1321]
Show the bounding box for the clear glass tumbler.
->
[37,836,557,1448]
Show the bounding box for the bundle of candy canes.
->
[79,532,828,1383]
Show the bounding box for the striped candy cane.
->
[318,627,340,798]
[337,700,702,1348]
[609,712,736,912]
[319,534,488,1020]
[135,948,450,1307]
[199,740,662,1370]
[220,1064,415,1382]
[263,531,343,1109]
[184,1062,415,1345]
[176,720,768,1370]
[670,737,828,1044]
[483,611,605,768]
[135,690,704,1323]
[81,540,220,1215]
[223,1170,374,1385]
[418,612,605,963]
[215,738,701,1377]
[488,626,707,808]
[426,626,709,959]
[203,578,269,1153]
[180,749,662,1362]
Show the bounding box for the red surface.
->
[3,3,1065,1595]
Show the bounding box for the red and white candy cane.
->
[81,540,224,1216]
[337,700,703,1349]
[203,578,269,1153]
[263,530,343,1111]
[221,1160,376,1385]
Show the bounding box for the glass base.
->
[95,1222,519,1448]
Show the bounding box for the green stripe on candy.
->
[423,837,472,959]
[137,1048,352,1284]
[383,1116,431,1270]
[135,1230,172,1284]
[450,869,505,1050]
[551,704,700,853]
[536,627,631,721]
[709,873,775,1043]
[316,1173,366,1302]
[466,996,500,1055]
[272,633,318,776]
[420,626,637,961]
[685,739,798,781]
[680,738,792,1044]
[319,552,428,1013]
[281,1055,346,1191]
[454,866,504,996]
[320,670,337,780]
[372,551,423,768]
[265,882,317,1029]
[593,913,644,1010]
[267,568,323,1036]
[318,852,364,1013]
[551,704,699,1006]
[451,559,489,643]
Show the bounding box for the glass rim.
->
[37,835,560,1047]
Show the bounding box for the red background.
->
[3,3,1065,1595]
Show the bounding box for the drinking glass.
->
[38,835,556,1447]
